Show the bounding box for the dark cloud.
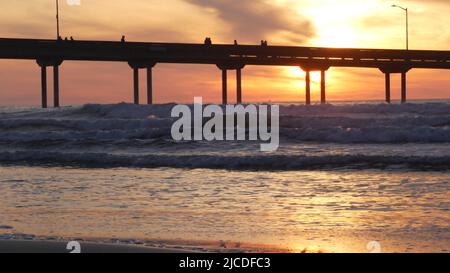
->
[185,0,314,44]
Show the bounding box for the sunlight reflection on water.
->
[0,166,448,252]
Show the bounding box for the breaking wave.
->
[0,102,449,169]
[0,150,449,170]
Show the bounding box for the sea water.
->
[0,101,449,252]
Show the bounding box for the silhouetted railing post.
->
[236,68,242,104]
[53,65,60,107]
[305,71,311,105]
[401,72,407,103]
[321,70,326,104]
[385,73,391,103]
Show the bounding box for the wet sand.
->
[0,240,195,253]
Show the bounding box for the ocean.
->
[0,101,449,252]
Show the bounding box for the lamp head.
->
[392,4,407,11]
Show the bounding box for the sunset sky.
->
[0,0,449,106]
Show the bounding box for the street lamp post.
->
[392,4,408,50]
[56,0,60,39]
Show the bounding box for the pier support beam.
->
[53,65,60,107]
[401,72,407,103]
[217,64,245,105]
[222,69,228,105]
[37,59,63,108]
[147,66,153,105]
[41,66,47,109]
[385,73,391,103]
[236,68,242,104]
[305,71,311,105]
[133,67,139,104]
[300,66,329,105]
[129,61,157,105]
[320,70,326,104]
[379,66,410,104]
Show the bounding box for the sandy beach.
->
[0,240,195,253]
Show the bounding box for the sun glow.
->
[286,67,324,83]
[316,28,357,48]
[295,0,383,48]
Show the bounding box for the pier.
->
[0,38,449,107]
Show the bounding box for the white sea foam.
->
[0,150,449,170]
[0,102,449,169]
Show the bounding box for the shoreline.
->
[0,239,200,253]
[0,233,294,253]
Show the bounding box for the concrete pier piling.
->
[380,67,410,104]
[53,65,59,107]
[133,67,139,105]
[305,71,311,105]
[147,66,153,105]
[129,62,156,105]
[222,69,227,105]
[236,68,242,104]
[321,70,326,104]
[37,59,62,108]
[385,73,391,103]
[217,64,245,105]
[41,66,47,109]
[401,72,407,104]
